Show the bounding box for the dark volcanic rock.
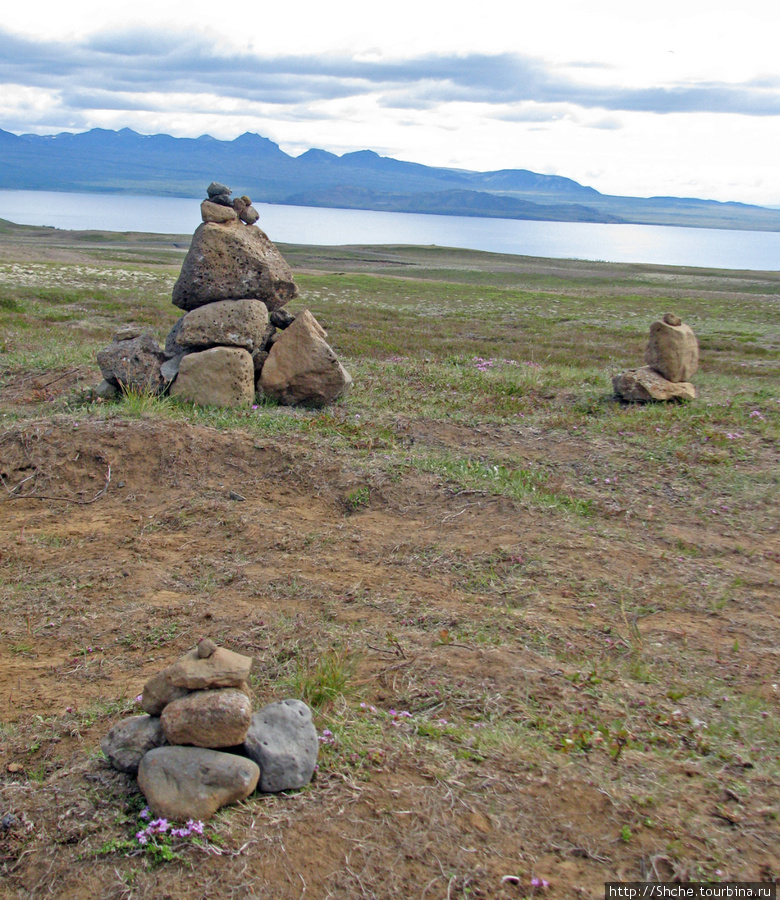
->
[96,332,167,394]
[172,221,298,312]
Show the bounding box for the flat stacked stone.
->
[102,640,319,821]
[613,313,699,402]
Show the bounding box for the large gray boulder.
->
[96,332,167,394]
[138,746,259,821]
[161,688,252,748]
[645,314,699,383]
[165,299,269,356]
[259,310,352,407]
[172,221,297,312]
[101,715,166,774]
[613,366,696,402]
[170,346,255,407]
[244,699,319,793]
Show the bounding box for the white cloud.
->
[0,0,779,204]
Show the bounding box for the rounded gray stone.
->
[101,715,166,774]
[243,699,318,793]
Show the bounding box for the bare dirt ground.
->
[0,230,778,899]
[1,401,778,899]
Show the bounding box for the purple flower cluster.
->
[359,702,413,727]
[473,356,541,373]
[135,813,204,845]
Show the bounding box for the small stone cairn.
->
[96,182,352,408]
[612,313,699,402]
[101,639,319,821]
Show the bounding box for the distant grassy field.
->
[0,222,778,899]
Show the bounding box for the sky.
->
[1,0,779,206]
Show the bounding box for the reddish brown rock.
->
[161,688,252,747]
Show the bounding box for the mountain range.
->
[1,127,779,232]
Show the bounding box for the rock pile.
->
[96,182,351,408]
[101,639,319,821]
[613,313,699,402]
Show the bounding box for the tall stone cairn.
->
[97,182,351,407]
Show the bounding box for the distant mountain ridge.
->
[1,127,779,232]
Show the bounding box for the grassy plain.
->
[0,221,778,898]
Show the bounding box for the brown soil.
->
[0,371,778,899]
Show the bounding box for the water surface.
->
[1,189,778,271]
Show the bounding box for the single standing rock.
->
[244,699,319,793]
[172,221,298,312]
[645,316,699,382]
[101,715,166,774]
[138,746,259,821]
[165,299,269,356]
[96,332,167,394]
[161,688,252,748]
[259,310,352,407]
[613,366,696,402]
[170,346,255,407]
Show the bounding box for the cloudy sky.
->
[2,0,779,205]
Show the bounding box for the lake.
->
[1,189,779,271]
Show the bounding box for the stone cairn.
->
[101,639,319,821]
[96,182,352,408]
[612,313,699,402]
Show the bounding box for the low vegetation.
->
[0,224,778,898]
